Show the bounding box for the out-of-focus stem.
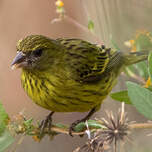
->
[129,123,152,129]
[64,15,103,45]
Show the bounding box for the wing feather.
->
[56,38,115,82]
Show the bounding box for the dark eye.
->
[33,49,43,57]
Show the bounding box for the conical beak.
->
[11,52,26,70]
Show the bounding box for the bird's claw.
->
[69,120,82,137]
[39,112,54,135]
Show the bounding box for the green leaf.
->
[0,102,9,135]
[148,52,152,82]
[135,61,149,79]
[74,120,105,132]
[88,20,94,31]
[0,130,14,152]
[0,101,14,151]
[55,123,67,129]
[127,81,152,120]
[24,118,33,128]
[110,90,132,104]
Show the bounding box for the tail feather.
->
[124,51,149,66]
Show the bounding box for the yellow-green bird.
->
[11,35,148,135]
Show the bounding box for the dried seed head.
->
[75,103,130,152]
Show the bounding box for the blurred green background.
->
[0,0,152,151]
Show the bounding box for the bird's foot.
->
[39,111,54,135]
[69,107,96,137]
[69,119,84,137]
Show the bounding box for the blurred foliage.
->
[0,102,9,135]
[135,31,152,51]
[110,90,131,104]
[127,82,152,120]
[148,52,152,83]
[135,61,149,79]
[0,101,14,152]
[125,31,152,80]
[117,32,152,81]
[88,19,94,32]
[0,130,14,152]
[111,31,152,120]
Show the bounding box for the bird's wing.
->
[56,38,112,83]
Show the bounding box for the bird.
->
[11,35,149,135]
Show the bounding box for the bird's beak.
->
[11,52,26,70]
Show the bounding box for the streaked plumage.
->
[11,35,149,132]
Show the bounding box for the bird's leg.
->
[69,107,96,136]
[39,111,55,134]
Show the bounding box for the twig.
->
[10,121,152,137]
[64,15,102,44]
[129,123,152,129]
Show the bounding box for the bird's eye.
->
[33,49,43,57]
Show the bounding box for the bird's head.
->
[11,35,62,71]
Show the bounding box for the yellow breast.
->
[21,69,117,112]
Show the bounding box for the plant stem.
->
[129,123,152,129]
[64,15,103,44]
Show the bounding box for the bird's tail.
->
[123,50,150,66]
